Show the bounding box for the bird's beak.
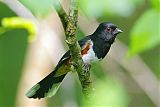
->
[113,28,123,35]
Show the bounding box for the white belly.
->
[82,41,99,64]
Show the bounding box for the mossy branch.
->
[53,0,93,99]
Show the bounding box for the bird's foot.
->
[83,63,91,73]
[72,62,78,67]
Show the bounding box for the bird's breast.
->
[82,40,99,64]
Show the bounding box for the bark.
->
[54,0,93,99]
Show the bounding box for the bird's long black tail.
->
[26,51,71,99]
[25,69,67,99]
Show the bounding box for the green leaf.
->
[79,0,145,17]
[1,17,37,42]
[150,0,160,11]
[128,9,160,56]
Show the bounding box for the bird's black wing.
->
[78,36,91,48]
[58,35,91,63]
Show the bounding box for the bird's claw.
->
[83,63,91,73]
[72,62,78,67]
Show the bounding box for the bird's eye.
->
[106,27,111,32]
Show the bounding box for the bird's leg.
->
[71,62,78,67]
[83,63,91,73]
[70,60,91,73]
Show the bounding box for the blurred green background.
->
[0,0,159,107]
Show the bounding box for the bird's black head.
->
[93,22,123,43]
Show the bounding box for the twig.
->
[2,0,40,28]
[54,0,93,99]
[53,0,68,29]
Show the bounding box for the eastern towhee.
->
[26,22,123,99]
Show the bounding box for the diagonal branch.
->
[53,0,68,29]
[53,0,93,99]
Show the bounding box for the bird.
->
[26,22,123,99]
